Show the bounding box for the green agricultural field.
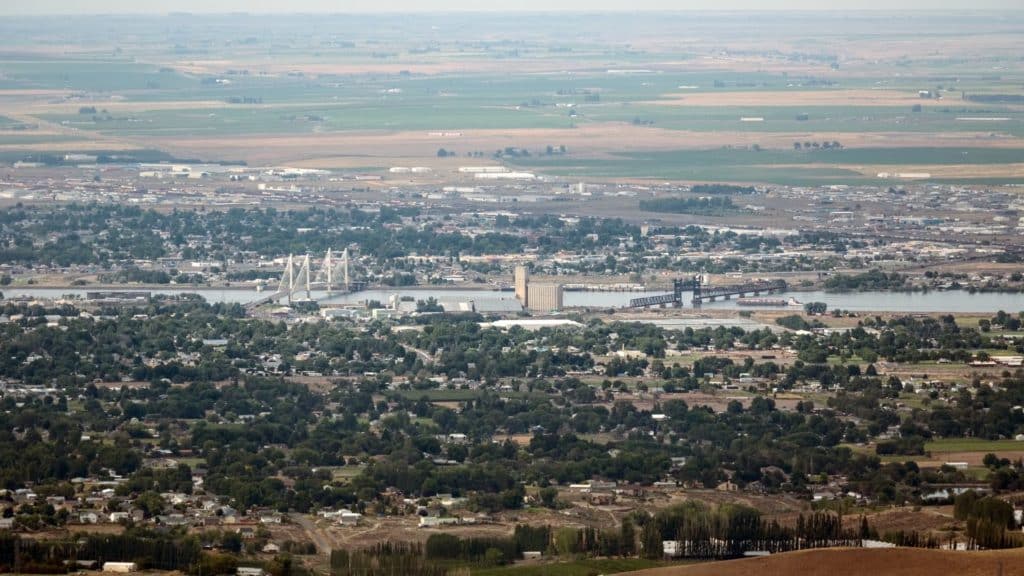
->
[40,100,576,136]
[509,147,1024,185]
[0,148,185,166]
[2,17,1023,173]
[580,104,1024,136]
[0,58,196,92]
[926,438,1024,453]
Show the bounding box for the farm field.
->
[0,12,1021,184]
[509,147,1024,185]
[925,438,1024,454]
[472,559,674,576]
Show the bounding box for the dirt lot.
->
[625,547,1024,576]
[863,506,959,535]
[300,507,609,551]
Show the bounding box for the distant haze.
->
[4,0,1023,14]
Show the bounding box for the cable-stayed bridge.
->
[246,248,363,309]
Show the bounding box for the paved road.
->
[401,343,435,364]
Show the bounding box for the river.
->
[2,287,1022,313]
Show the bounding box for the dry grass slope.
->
[623,547,1024,576]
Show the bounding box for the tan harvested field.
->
[846,163,1024,179]
[650,89,954,108]
[0,129,68,137]
[863,507,957,535]
[166,57,595,77]
[22,523,126,540]
[10,99,238,114]
[0,140,143,152]
[149,126,1024,168]
[918,451,1024,467]
[875,360,1005,382]
[624,547,1024,576]
[0,89,77,97]
[499,433,534,446]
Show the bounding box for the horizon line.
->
[6,8,1024,15]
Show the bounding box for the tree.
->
[620,518,636,557]
[416,298,444,313]
[639,521,662,559]
[804,302,828,315]
[135,491,166,518]
[539,486,559,508]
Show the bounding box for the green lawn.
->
[177,457,207,467]
[329,465,366,480]
[472,558,679,576]
[926,438,1024,453]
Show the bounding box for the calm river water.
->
[3,287,1022,313]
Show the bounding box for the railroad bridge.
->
[629,276,787,308]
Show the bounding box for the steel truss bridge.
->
[630,276,787,308]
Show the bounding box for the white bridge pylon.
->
[274,248,351,303]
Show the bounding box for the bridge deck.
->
[629,279,787,308]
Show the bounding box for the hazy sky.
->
[3,0,1022,14]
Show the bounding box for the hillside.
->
[623,547,1024,576]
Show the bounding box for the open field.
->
[143,126,1024,171]
[472,559,674,576]
[622,547,1024,576]
[846,438,1024,469]
[0,13,1022,182]
[509,147,1024,185]
[648,89,974,108]
[925,438,1024,454]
